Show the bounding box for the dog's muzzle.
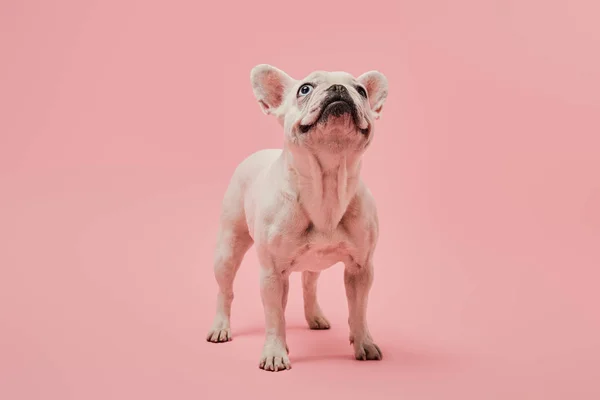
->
[299,85,369,135]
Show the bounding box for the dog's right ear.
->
[250,64,294,115]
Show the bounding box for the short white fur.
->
[207,64,389,372]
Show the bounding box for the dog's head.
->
[251,65,388,154]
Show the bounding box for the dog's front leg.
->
[258,264,291,371]
[344,261,383,361]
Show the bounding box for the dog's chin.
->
[317,113,356,134]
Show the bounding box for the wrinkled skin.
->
[206,64,389,371]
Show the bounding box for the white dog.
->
[206,64,388,371]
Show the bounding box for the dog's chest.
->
[287,229,353,272]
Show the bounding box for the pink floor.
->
[2,1,599,399]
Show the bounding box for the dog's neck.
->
[282,143,362,233]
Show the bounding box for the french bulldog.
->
[206,64,388,372]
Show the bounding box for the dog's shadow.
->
[291,344,458,367]
[230,325,460,368]
[233,324,309,338]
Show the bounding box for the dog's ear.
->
[251,64,294,115]
[357,71,388,119]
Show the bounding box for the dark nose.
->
[327,84,348,94]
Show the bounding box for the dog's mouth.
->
[299,96,370,135]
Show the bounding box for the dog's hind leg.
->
[206,222,253,343]
[302,271,331,330]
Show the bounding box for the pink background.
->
[1,1,599,399]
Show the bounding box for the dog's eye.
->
[356,86,368,98]
[297,84,314,97]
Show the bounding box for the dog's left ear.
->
[357,71,388,119]
[250,64,294,116]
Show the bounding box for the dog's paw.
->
[259,342,291,372]
[351,337,383,361]
[306,314,331,330]
[206,319,231,343]
[206,328,231,343]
